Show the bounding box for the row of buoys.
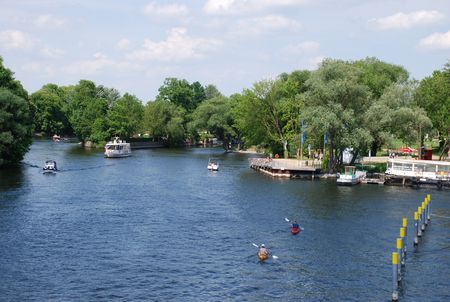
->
[391,194,431,301]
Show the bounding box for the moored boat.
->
[337,166,365,186]
[104,137,131,158]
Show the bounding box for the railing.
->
[249,158,322,169]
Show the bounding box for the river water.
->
[0,140,449,301]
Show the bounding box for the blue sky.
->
[0,0,449,102]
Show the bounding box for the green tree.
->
[67,80,109,145]
[143,100,186,146]
[30,84,72,135]
[188,96,235,149]
[415,63,450,159]
[96,85,121,108]
[303,59,372,171]
[354,57,409,155]
[156,78,206,112]
[0,57,32,167]
[204,84,223,100]
[108,93,144,138]
[381,82,432,150]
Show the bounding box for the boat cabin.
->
[43,160,57,171]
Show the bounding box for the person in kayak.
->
[292,220,299,229]
[258,244,269,258]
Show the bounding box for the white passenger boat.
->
[104,138,131,158]
[207,158,219,171]
[43,160,58,174]
[337,166,365,185]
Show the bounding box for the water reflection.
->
[0,165,24,192]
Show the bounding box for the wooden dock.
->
[249,158,322,179]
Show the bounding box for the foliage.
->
[303,59,371,170]
[0,88,33,166]
[67,80,109,144]
[30,84,72,135]
[188,96,235,149]
[0,57,32,167]
[204,84,223,100]
[142,100,186,146]
[107,93,144,138]
[0,57,28,100]
[156,78,206,112]
[414,63,450,158]
[354,57,409,155]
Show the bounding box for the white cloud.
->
[21,62,57,76]
[370,10,444,30]
[306,56,324,70]
[235,15,301,35]
[204,0,307,15]
[116,38,131,50]
[0,30,33,49]
[66,52,114,75]
[143,2,189,17]
[40,46,65,58]
[35,14,65,28]
[418,30,450,50]
[286,41,320,54]
[126,27,221,61]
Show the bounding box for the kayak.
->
[258,251,269,261]
[291,227,301,235]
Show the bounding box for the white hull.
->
[337,177,360,185]
[208,164,219,171]
[104,138,131,158]
[104,152,131,158]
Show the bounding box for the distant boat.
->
[43,160,58,174]
[291,227,301,235]
[337,166,365,185]
[104,137,131,158]
[257,249,269,261]
[207,158,219,171]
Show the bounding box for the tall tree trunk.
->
[350,150,359,165]
[370,141,379,157]
[283,140,288,159]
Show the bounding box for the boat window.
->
[402,163,412,171]
[393,163,403,170]
[424,165,437,172]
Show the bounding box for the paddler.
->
[258,244,269,259]
[292,220,299,229]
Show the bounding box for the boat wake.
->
[22,162,116,172]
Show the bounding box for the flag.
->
[301,120,307,145]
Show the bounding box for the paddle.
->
[285,218,305,231]
[252,243,278,259]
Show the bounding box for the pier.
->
[249,158,322,179]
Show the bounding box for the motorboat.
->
[104,137,131,158]
[207,158,219,171]
[43,160,58,174]
[337,166,366,185]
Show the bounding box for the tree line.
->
[1,56,449,171]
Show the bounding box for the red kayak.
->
[291,227,301,235]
